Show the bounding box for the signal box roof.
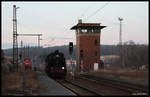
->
[70,23,106,30]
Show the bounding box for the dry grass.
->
[2,69,40,96]
[89,69,148,86]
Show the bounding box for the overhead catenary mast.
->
[13,5,19,71]
[17,34,42,47]
[12,5,42,73]
[118,17,123,45]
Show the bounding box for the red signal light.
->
[69,42,73,55]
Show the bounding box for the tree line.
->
[3,41,148,69]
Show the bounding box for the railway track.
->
[56,75,148,96]
[56,79,100,96]
[6,89,38,96]
[79,74,148,94]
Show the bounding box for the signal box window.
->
[80,50,83,58]
[81,29,87,33]
[95,40,98,46]
[95,51,97,57]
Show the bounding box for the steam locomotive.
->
[45,50,67,78]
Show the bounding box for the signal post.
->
[69,42,74,79]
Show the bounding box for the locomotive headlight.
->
[62,67,65,69]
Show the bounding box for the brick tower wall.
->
[77,34,100,71]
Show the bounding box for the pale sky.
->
[2,1,149,49]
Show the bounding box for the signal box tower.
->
[71,19,106,72]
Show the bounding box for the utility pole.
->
[27,45,29,58]
[118,17,124,68]
[20,41,26,91]
[13,5,19,72]
[20,41,23,58]
[23,45,26,91]
[19,40,23,72]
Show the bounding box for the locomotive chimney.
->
[78,19,82,24]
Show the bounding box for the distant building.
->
[71,19,106,72]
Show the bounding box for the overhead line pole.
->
[118,17,124,68]
[38,34,42,47]
[13,5,19,72]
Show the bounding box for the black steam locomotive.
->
[45,50,67,78]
